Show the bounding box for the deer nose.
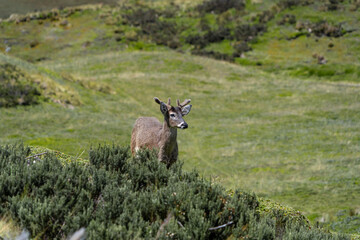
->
[179,122,188,129]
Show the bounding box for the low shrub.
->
[311,21,344,37]
[0,144,351,239]
[277,0,314,10]
[278,14,297,25]
[295,20,345,38]
[324,0,345,11]
[123,8,158,27]
[123,8,180,48]
[233,41,252,57]
[257,10,276,24]
[185,26,232,48]
[234,23,267,42]
[196,0,245,14]
[0,63,41,108]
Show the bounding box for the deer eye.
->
[170,113,176,118]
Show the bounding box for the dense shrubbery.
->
[278,14,297,25]
[295,20,345,38]
[121,1,266,61]
[234,24,267,42]
[277,0,314,9]
[0,63,41,107]
[196,0,245,14]
[0,144,351,239]
[123,7,180,48]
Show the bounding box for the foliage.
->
[1,0,360,237]
[325,210,360,235]
[0,144,350,239]
[277,0,314,9]
[295,20,345,38]
[0,63,41,107]
[123,7,180,48]
[278,14,297,25]
[196,0,245,14]
[234,23,267,42]
[121,1,266,61]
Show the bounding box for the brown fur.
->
[130,97,191,167]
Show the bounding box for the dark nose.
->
[181,122,188,129]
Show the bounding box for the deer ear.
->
[160,102,168,115]
[154,97,161,104]
[181,105,192,116]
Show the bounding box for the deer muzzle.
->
[178,122,188,129]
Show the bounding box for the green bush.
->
[123,8,180,49]
[0,144,351,239]
[277,0,313,9]
[234,23,267,42]
[196,0,245,14]
[0,64,41,108]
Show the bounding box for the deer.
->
[130,97,192,167]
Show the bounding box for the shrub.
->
[324,0,344,11]
[257,10,276,24]
[205,26,232,43]
[122,8,180,48]
[141,20,180,48]
[123,8,158,27]
[185,34,207,48]
[0,144,351,239]
[233,42,252,57]
[295,21,345,38]
[311,21,344,38]
[234,23,267,42]
[0,64,41,107]
[278,14,297,25]
[197,0,246,14]
[277,0,313,9]
[185,26,232,48]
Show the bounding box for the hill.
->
[0,0,359,236]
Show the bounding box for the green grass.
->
[2,49,359,229]
[0,1,360,236]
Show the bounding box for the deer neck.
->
[161,117,177,143]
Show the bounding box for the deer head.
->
[154,97,192,129]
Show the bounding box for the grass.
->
[0,0,360,236]
[2,49,359,228]
[0,216,22,239]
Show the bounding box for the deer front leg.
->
[168,143,178,167]
[158,146,169,165]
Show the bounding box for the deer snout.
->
[178,122,188,129]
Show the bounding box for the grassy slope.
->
[244,1,360,82]
[0,0,359,234]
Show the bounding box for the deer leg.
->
[166,144,178,168]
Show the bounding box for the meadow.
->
[0,0,359,236]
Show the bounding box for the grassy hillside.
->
[0,0,359,235]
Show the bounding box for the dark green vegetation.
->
[0,63,41,107]
[0,0,359,237]
[0,144,350,239]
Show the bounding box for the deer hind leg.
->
[130,126,143,156]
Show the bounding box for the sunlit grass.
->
[0,216,22,239]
